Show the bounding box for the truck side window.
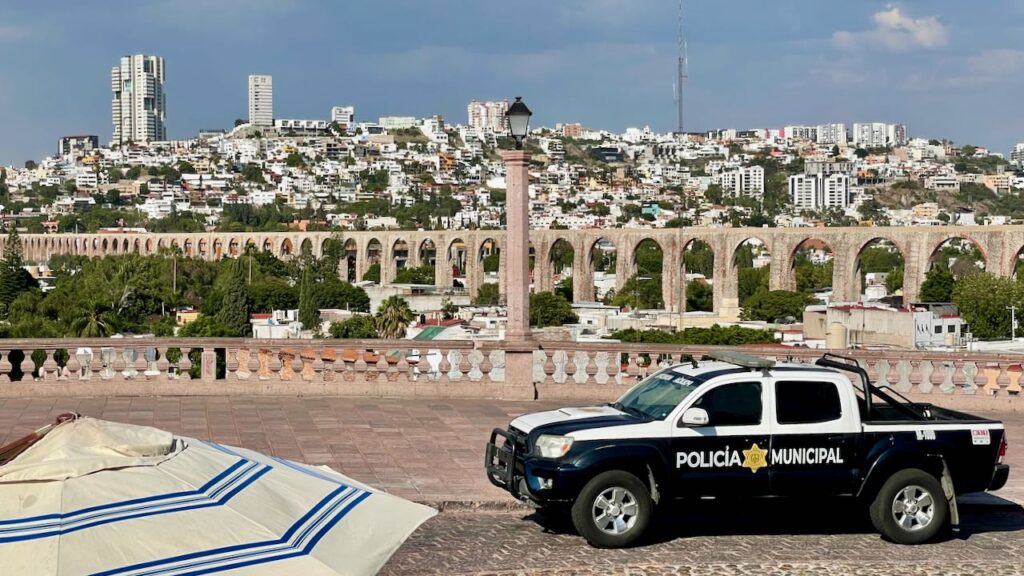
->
[776,380,842,424]
[691,382,762,426]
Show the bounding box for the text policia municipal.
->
[675,444,844,473]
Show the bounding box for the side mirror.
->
[680,407,709,427]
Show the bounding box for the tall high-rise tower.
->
[111,54,166,144]
[248,74,273,127]
[675,0,687,135]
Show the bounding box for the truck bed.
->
[864,403,999,424]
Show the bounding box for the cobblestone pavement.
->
[380,500,1024,575]
[0,396,1020,505]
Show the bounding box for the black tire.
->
[869,468,948,544]
[571,470,653,548]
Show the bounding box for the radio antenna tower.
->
[675,0,687,135]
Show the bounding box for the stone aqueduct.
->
[10,226,1024,314]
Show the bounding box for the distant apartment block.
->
[789,171,851,210]
[1012,143,1024,168]
[815,123,847,145]
[852,122,907,148]
[467,99,509,133]
[378,116,417,130]
[783,125,817,141]
[560,123,585,138]
[275,119,328,134]
[248,75,273,127]
[720,165,764,198]
[331,106,355,132]
[111,54,166,144]
[58,135,99,157]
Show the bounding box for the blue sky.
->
[1,0,1023,164]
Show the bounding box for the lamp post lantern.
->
[505,96,532,150]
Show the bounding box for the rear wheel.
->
[571,470,653,548]
[869,468,948,544]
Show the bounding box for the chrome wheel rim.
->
[592,486,639,536]
[892,484,935,532]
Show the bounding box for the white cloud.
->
[967,49,1024,77]
[833,6,948,52]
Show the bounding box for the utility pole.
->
[1007,305,1019,340]
[675,0,687,135]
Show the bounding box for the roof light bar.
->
[706,350,775,370]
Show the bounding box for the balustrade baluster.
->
[584,352,599,385]
[541,350,556,385]
[291,351,305,381]
[479,350,493,382]
[89,349,104,380]
[457,350,471,380]
[563,351,577,383]
[437,349,451,383]
[962,362,979,393]
[312,350,325,382]
[178,350,192,381]
[42,349,59,381]
[66,351,82,380]
[906,360,922,394]
[226,348,240,380]
[156,347,170,379]
[134,347,149,379]
[246,346,260,379]
[21,352,36,381]
[952,359,967,391]
[996,363,1011,396]
[353,348,368,381]
[626,353,640,380]
[396,349,409,379]
[0,350,11,383]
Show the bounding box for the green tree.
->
[375,295,414,339]
[298,259,318,331]
[611,275,662,309]
[686,280,713,312]
[328,315,378,339]
[393,265,434,284]
[474,283,500,305]
[738,266,769,308]
[530,292,578,327]
[363,263,381,283]
[313,279,370,312]
[609,325,777,346]
[884,268,904,294]
[919,268,955,302]
[555,277,574,302]
[740,290,813,322]
[951,273,1024,339]
[216,258,250,336]
[0,228,31,315]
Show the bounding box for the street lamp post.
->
[502,96,533,349]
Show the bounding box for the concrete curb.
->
[418,499,533,513]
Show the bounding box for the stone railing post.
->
[200,347,217,381]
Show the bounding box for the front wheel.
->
[869,468,948,544]
[571,470,653,548]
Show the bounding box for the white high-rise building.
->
[1012,143,1024,167]
[111,54,166,144]
[789,172,851,210]
[331,106,355,132]
[720,165,765,198]
[248,75,273,127]
[816,123,847,145]
[789,174,818,209]
[852,123,888,148]
[467,99,509,133]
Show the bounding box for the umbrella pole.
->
[0,413,78,465]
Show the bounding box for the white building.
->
[789,172,850,210]
[816,123,847,145]
[111,54,166,144]
[783,125,817,141]
[247,75,273,127]
[720,165,764,198]
[275,119,328,134]
[1012,143,1024,168]
[467,100,509,133]
[331,106,355,132]
[852,122,907,148]
[378,116,417,130]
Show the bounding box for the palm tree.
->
[69,300,120,337]
[375,296,413,340]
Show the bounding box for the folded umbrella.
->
[0,415,435,575]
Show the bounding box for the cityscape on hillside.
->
[2,2,1024,571]
[2,50,1024,352]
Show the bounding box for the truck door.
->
[671,380,771,496]
[768,378,860,496]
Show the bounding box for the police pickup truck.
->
[485,351,1010,548]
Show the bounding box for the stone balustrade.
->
[0,339,1020,410]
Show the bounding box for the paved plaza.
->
[1,396,1022,574]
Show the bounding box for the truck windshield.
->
[614,366,700,420]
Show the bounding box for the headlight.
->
[535,435,574,458]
